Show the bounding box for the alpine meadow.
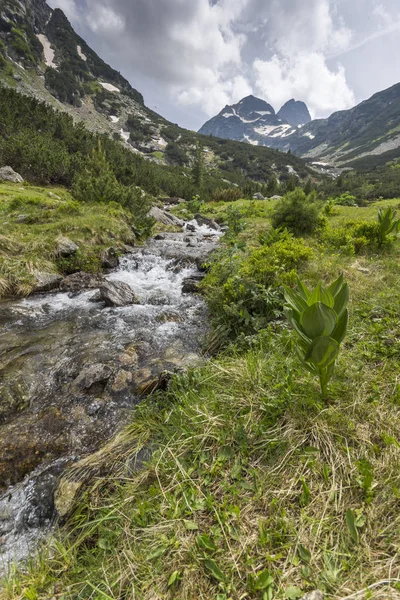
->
[0,1,400,599]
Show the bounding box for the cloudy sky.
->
[48,0,400,130]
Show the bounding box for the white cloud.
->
[254,53,355,117]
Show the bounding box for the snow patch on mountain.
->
[100,82,120,93]
[36,34,56,69]
[77,45,87,61]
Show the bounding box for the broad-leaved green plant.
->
[284,275,349,398]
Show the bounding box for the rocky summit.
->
[198,94,309,147]
[199,83,400,167]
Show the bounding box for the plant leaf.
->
[309,282,334,308]
[184,520,199,531]
[284,286,308,314]
[254,570,274,590]
[331,309,348,344]
[285,586,304,599]
[301,303,337,339]
[196,534,217,552]
[296,276,311,301]
[168,570,181,587]
[305,336,339,368]
[333,283,349,317]
[346,509,359,543]
[204,559,225,582]
[327,274,344,298]
[297,544,311,564]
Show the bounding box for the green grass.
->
[0,182,137,297]
[3,196,400,599]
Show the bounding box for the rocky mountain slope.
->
[199,95,310,148]
[0,0,317,186]
[200,85,400,167]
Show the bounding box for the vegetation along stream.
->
[0,220,221,571]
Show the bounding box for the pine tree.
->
[304,176,313,195]
[192,141,204,188]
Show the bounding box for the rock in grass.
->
[99,280,139,307]
[32,272,62,294]
[0,166,24,183]
[56,236,79,257]
[149,206,184,228]
[302,592,324,600]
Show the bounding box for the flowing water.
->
[0,223,221,571]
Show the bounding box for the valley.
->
[0,0,400,598]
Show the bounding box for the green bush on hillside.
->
[271,188,322,236]
[204,235,313,344]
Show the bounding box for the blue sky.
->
[48,0,400,130]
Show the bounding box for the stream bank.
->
[0,218,221,571]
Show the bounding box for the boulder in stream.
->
[149,206,184,228]
[182,273,205,294]
[32,272,62,294]
[60,272,104,293]
[99,280,139,307]
[194,213,220,231]
[102,247,119,270]
[74,363,113,392]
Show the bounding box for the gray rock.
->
[0,166,24,183]
[99,280,139,307]
[269,195,283,200]
[16,214,29,223]
[147,290,171,306]
[74,363,113,391]
[60,272,103,293]
[149,206,184,228]
[302,592,323,600]
[253,192,265,200]
[56,236,79,257]
[102,247,119,270]
[32,272,62,294]
[89,291,102,303]
[48,192,61,200]
[186,223,196,232]
[161,197,186,205]
[13,73,22,82]
[182,274,205,294]
[194,213,220,231]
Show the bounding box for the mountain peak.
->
[277,99,311,127]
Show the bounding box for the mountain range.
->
[199,85,400,168]
[2,0,400,176]
[0,0,318,188]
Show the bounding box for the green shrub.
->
[271,188,321,236]
[284,275,349,398]
[333,192,358,207]
[321,221,379,255]
[241,236,313,288]
[203,236,313,345]
[212,187,242,202]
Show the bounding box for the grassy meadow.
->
[0,182,139,298]
[3,194,400,599]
